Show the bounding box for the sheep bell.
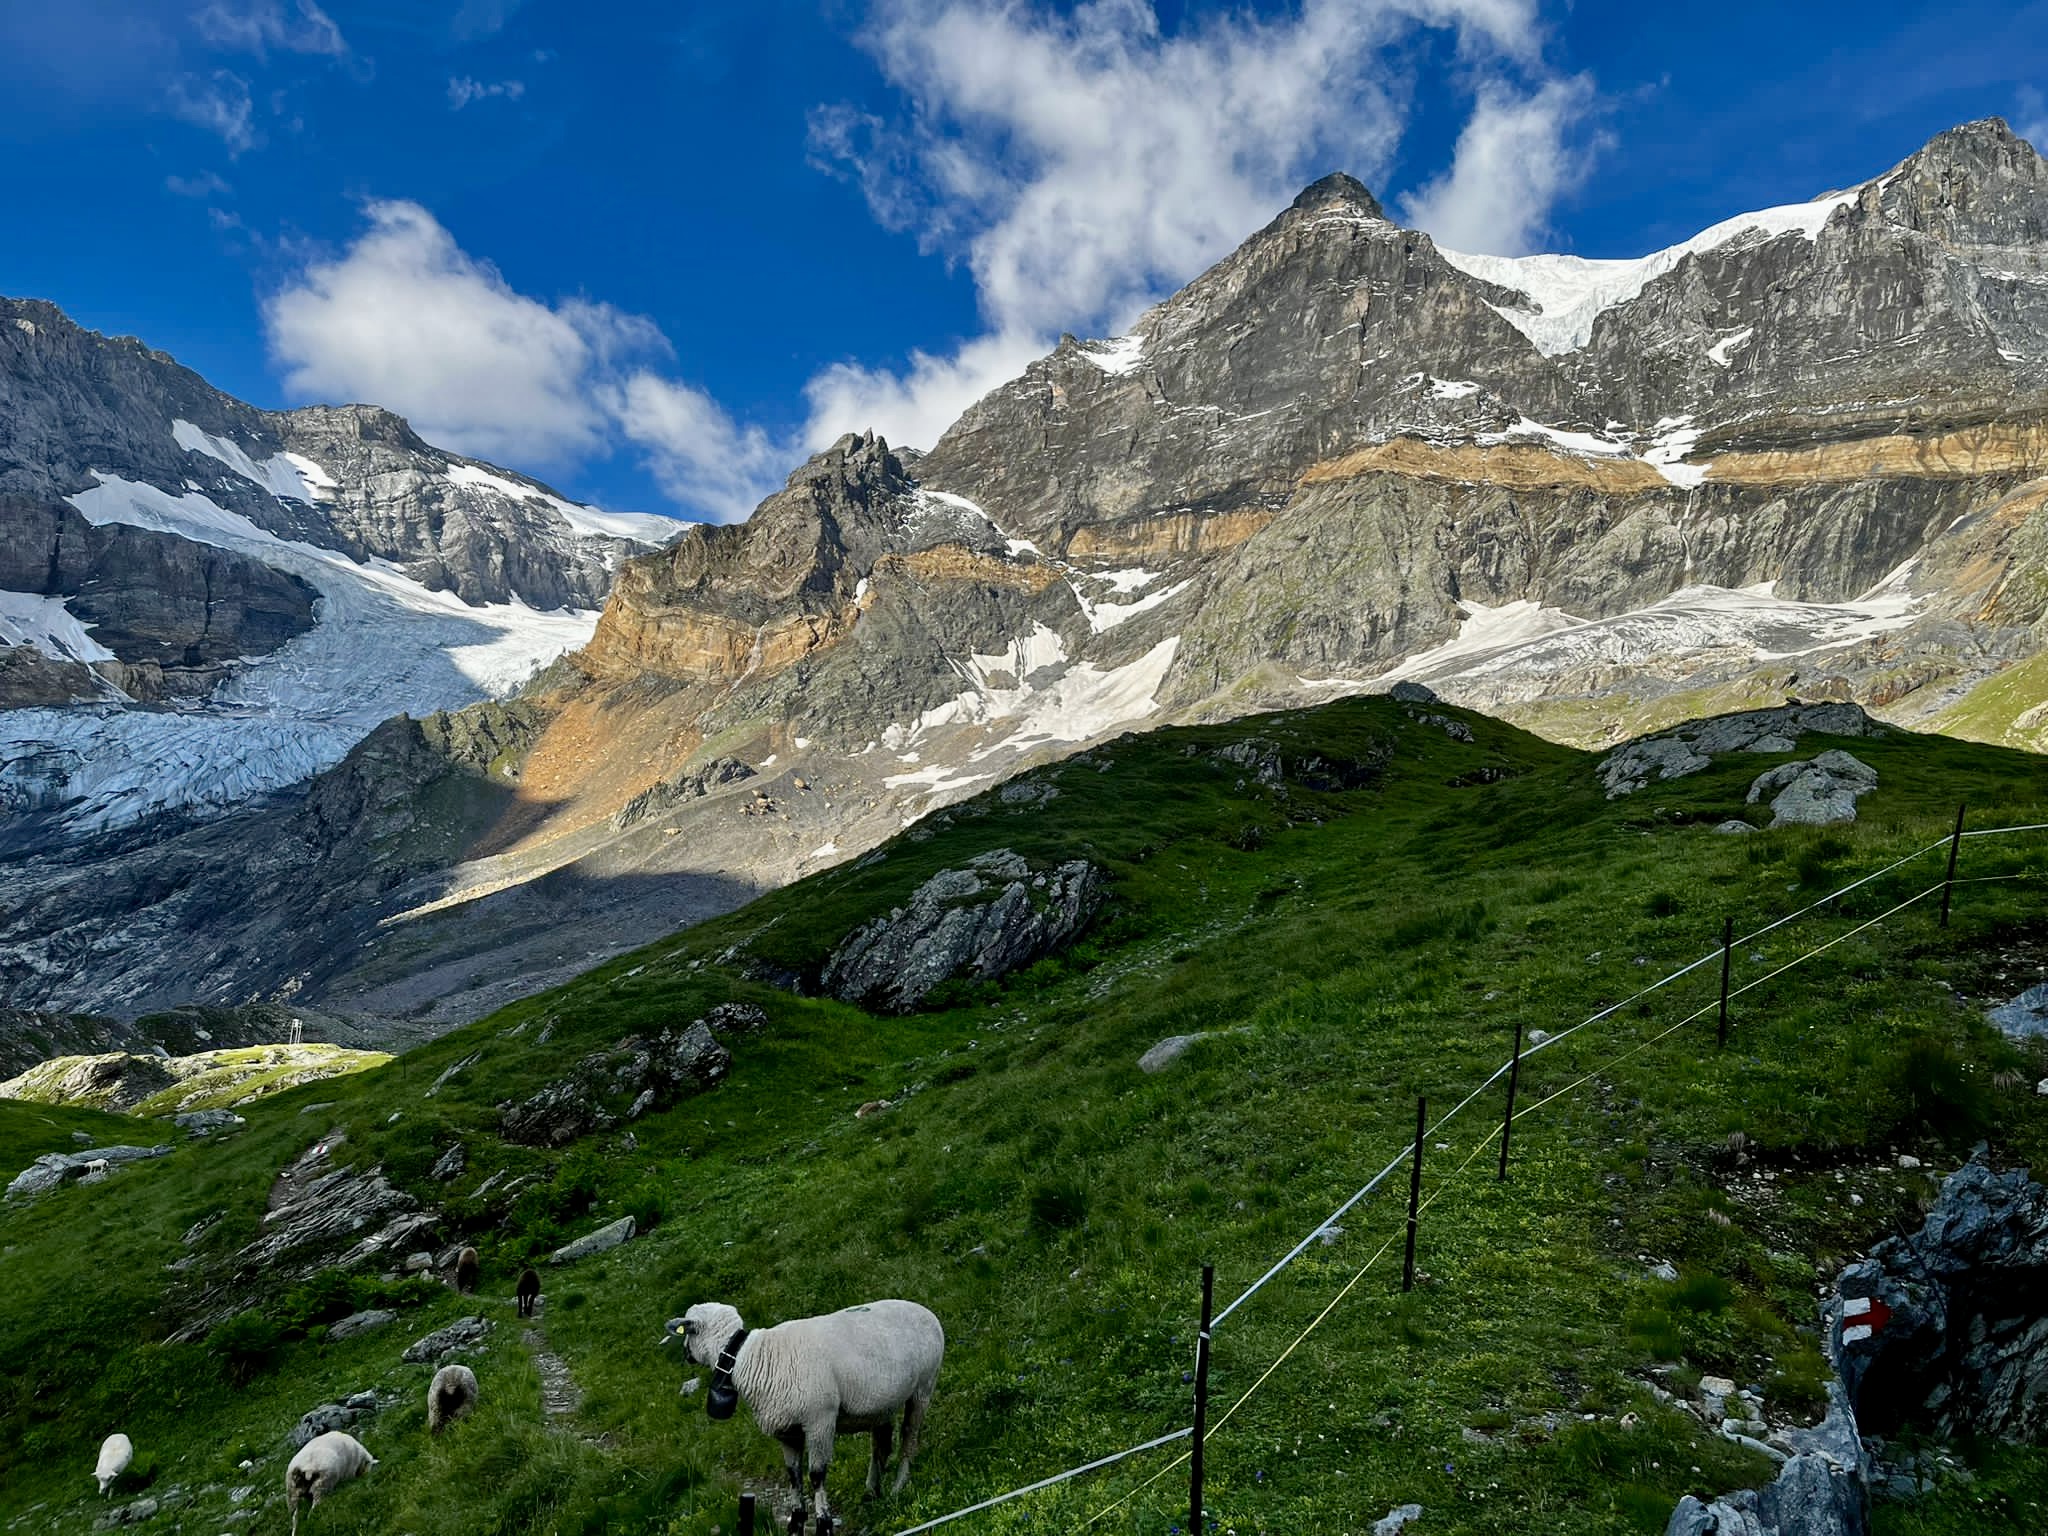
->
[706,1379,740,1421]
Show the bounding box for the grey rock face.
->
[1986,984,2048,1041]
[1371,1506,1425,1536]
[1662,1381,1869,1536]
[1832,1161,2048,1441]
[611,755,755,831]
[1745,751,1878,827]
[0,495,318,698]
[551,1214,636,1264]
[500,1021,730,1146]
[1600,705,1880,796]
[820,850,1106,1012]
[428,1143,467,1181]
[5,1142,168,1199]
[401,1315,492,1364]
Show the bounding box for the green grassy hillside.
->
[2,698,2044,1536]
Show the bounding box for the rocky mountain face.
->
[8,118,2048,1029]
[0,296,679,844]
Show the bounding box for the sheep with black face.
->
[663,1299,942,1531]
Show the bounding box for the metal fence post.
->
[1190,1263,1214,1536]
[1403,1096,1426,1292]
[1940,803,1966,928]
[738,1492,755,1536]
[1717,916,1733,1049]
[1498,1020,1523,1181]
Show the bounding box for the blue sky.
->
[3,0,2045,524]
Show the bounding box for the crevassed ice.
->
[1439,189,1859,356]
[7,473,601,833]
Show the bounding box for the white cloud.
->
[803,330,1048,459]
[165,170,233,198]
[264,200,786,521]
[2017,88,2048,155]
[1397,75,1598,255]
[801,0,1592,450]
[608,374,790,524]
[166,70,255,154]
[448,76,525,109]
[193,0,347,57]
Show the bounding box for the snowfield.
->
[0,474,600,834]
[1440,187,1859,355]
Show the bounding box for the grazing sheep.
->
[665,1299,943,1530]
[427,1363,479,1434]
[93,1432,131,1495]
[454,1246,480,1294]
[285,1430,376,1536]
[516,1267,540,1319]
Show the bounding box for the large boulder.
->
[821,850,1106,1012]
[499,1021,730,1146]
[5,1143,169,1200]
[1832,1161,2048,1441]
[551,1214,636,1265]
[1599,704,1879,797]
[1987,984,2048,1042]
[1745,752,1878,828]
[401,1315,493,1364]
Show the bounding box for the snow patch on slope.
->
[0,474,598,833]
[441,463,682,546]
[1440,189,1858,355]
[172,419,335,503]
[1381,582,1919,694]
[0,591,117,664]
[1081,334,1147,375]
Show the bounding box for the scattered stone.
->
[1896,1154,1921,1170]
[1712,820,1755,835]
[1598,703,1878,797]
[403,1252,435,1273]
[429,1142,467,1182]
[326,1310,396,1342]
[424,1051,480,1099]
[627,1088,657,1119]
[701,1003,768,1035]
[1388,680,1438,704]
[1745,750,1878,828]
[6,1143,170,1200]
[172,1109,245,1137]
[70,1130,94,1143]
[821,851,1106,1013]
[93,1496,159,1529]
[402,1316,493,1364]
[501,1023,729,1146]
[855,1100,890,1118]
[1986,983,2048,1042]
[289,1397,379,1449]
[1649,1260,1680,1283]
[998,779,1059,807]
[552,1215,636,1265]
[612,756,755,831]
[1372,1504,1423,1536]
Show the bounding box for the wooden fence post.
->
[1498,1020,1523,1182]
[1403,1096,1426,1293]
[1717,916,1733,1050]
[1190,1263,1214,1536]
[1940,803,1966,928]
[737,1492,755,1536]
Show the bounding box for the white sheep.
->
[666,1299,943,1530]
[93,1432,131,1496]
[285,1430,376,1536]
[427,1362,479,1434]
